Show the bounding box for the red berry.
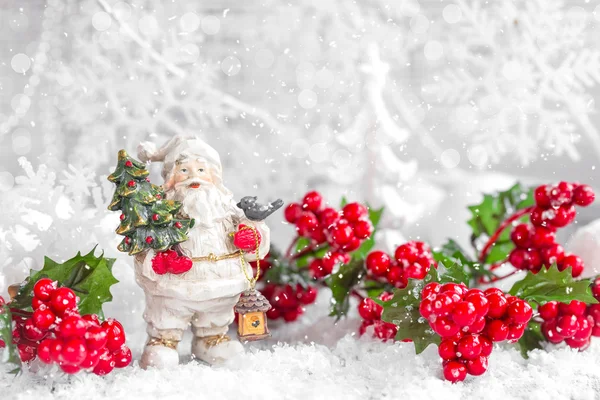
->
[438,339,457,360]
[32,297,49,310]
[486,293,508,319]
[386,266,407,288]
[511,224,533,248]
[565,337,590,350]
[452,301,477,327]
[540,244,565,267]
[507,300,533,324]
[457,334,482,359]
[541,320,565,344]
[284,203,303,223]
[33,307,56,330]
[485,319,509,342]
[556,314,578,338]
[509,249,528,270]
[549,182,573,207]
[507,324,526,342]
[318,207,340,228]
[50,287,77,316]
[432,316,460,338]
[297,285,318,305]
[37,338,53,364]
[530,207,548,227]
[18,344,36,363]
[395,244,417,264]
[573,184,595,207]
[552,205,576,227]
[358,298,383,321]
[419,298,435,319]
[50,339,64,362]
[120,213,126,221]
[282,307,303,322]
[539,301,559,320]
[526,249,542,271]
[93,349,115,376]
[102,319,126,352]
[440,283,467,296]
[531,227,556,248]
[366,251,391,276]
[127,180,136,188]
[113,345,132,368]
[464,290,489,318]
[404,263,427,280]
[85,325,109,350]
[573,315,593,341]
[266,307,280,320]
[466,356,488,376]
[353,220,373,239]
[443,361,467,383]
[480,336,493,356]
[468,316,486,334]
[124,237,132,245]
[431,293,456,317]
[125,160,133,167]
[558,300,587,317]
[33,278,56,301]
[296,212,319,236]
[80,348,102,369]
[359,320,373,336]
[379,292,394,302]
[302,191,322,212]
[152,214,160,221]
[373,320,398,341]
[23,318,47,341]
[561,254,584,277]
[342,202,368,223]
[534,185,551,208]
[422,282,441,300]
[59,315,87,338]
[329,221,354,245]
[174,222,183,229]
[145,236,154,244]
[60,338,87,366]
[308,259,328,279]
[341,237,361,252]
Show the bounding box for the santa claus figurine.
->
[134,135,271,369]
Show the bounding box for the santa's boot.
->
[192,334,244,364]
[140,337,180,369]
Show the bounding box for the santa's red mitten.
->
[233,224,262,251]
[151,252,169,275]
[168,255,193,274]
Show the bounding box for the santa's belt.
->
[191,250,243,263]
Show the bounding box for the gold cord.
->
[147,337,179,350]
[203,334,231,347]
[191,250,242,263]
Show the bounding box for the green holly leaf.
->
[517,321,544,359]
[467,183,534,263]
[433,239,487,284]
[508,265,597,304]
[0,305,21,372]
[327,259,366,320]
[381,268,440,353]
[11,247,119,319]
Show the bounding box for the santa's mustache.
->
[173,178,213,190]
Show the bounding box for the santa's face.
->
[172,158,213,189]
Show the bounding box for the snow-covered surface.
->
[3,287,600,400]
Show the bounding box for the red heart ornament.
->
[151,252,169,275]
[167,255,193,274]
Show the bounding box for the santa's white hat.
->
[137,135,231,196]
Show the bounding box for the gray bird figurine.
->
[236,196,284,221]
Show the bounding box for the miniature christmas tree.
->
[107,149,194,255]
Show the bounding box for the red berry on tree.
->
[329,221,354,245]
[565,337,590,350]
[59,315,87,338]
[174,222,183,229]
[510,224,533,248]
[124,237,132,245]
[342,202,368,223]
[125,160,133,168]
[120,213,126,221]
[102,319,126,352]
[113,345,133,368]
[507,324,526,342]
[531,226,556,248]
[394,243,417,264]
[438,339,457,360]
[33,278,56,301]
[534,185,551,208]
[266,307,281,320]
[309,259,328,279]
[486,293,508,319]
[60,338,88,366]
[284,203,303,223]
[452,301,477,327]
[33,307,56,330]
[539,301,559,320]
[540,243,565,267]
[318,207,340,228]
[366,251,391,276]
[353,219,373,239]
[561,254,584,277]
[341,236,361,252]
[464,290,489,318]
[302,191,323,212]
[457,334,482,359]
[127,180,136,188]
[373,320,398,341]
[466,356,489,376]
[152,214,160,221]
[386,266,407,288]
[573,184,595,206]
[23,318,46,341]
[404,263,427,280]
[145,236,154,244]
[443,361,467,383]
[93,349,116,376]
[296,285,318,305]
[80,348,102,369]
[556,314,579,337]
[432,316,460,338]
[530,206,548,227]
[592,278,600,302]
[50,287,77,316]
[485,319,509,342]
[358,298,383,321]
[541,320,565,344]
[282,306,303,322]
[549,182,573,207]
[17,344,36,363]
[507,300,533,324]
[422,282,441,300]
[573,315,593,341]
[558,300,587,316]
[37,338,54,364]
[480,336,493,357]
[296,212,319,236]
[32,297,49,310]
[509,249,528,270]
[85,325,109,350]
[552,205,576,227]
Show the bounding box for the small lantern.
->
[235,289,272,342]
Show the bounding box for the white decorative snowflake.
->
[423,0,600,165]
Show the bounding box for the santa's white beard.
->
[167,183,229,228]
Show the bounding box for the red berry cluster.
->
[285,192,373,279]
[508,183,594,277]
[11,278,131,375]
[365,241,437,289]
[357,292,398,341]
[420,283,532,382]
[152,249,193,275]
[539,300,597,350]
[262,283,318,322]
